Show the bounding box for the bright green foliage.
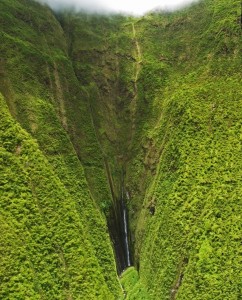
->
[0,94,121,299]
[137,76,242,300]
[120,267,151,300]
[125,1,242,299]
[0,0,122,298]
[0,0,241,299]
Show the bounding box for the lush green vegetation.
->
[125,1,242,299]
[0,1,122,298]
[0,93,122,299]
[0,0,241,299]
[120,267,151,300]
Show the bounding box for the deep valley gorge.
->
[0,0,241,299]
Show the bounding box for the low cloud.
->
[37,0,200,15]
[37,0,108,13]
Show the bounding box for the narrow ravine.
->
[70,21,141,276]
[107,23,142,273]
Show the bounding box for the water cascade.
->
[107,171,132,274]
[121,186,131,268]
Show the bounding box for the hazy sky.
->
[37,0,199,15]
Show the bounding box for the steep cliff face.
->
[0,1,122,298]
[0,93,121,299]
[124,2,241,299]
[0,0,241,299]
[58,13,143,272]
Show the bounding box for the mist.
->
[36,0,200,15]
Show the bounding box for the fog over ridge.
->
[36,0,200,15]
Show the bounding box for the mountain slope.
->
[0,0,241,299]
[0,0,122,298]
[125,1,242,299]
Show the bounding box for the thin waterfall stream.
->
[107,169,132,274]
[121,186,131,268]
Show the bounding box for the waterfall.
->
[121,186,131,268]
[106,168,132,274]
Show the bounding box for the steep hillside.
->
[125,1,242,299]
[0,0,241,299]
[0,93,122,299]
[0,0,122,298]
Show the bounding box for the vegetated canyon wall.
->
[0,1,123,298]
[125,2,241,299]
[0,0,241,299]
